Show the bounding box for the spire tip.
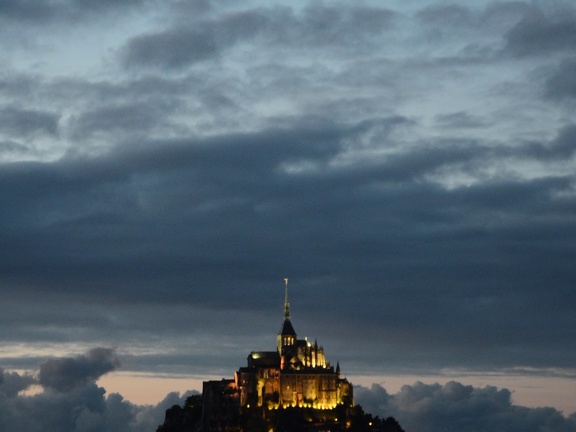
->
[283,278,290,319]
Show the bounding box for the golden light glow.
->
[97,372,205,405]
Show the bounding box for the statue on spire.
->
[283,278,290,319]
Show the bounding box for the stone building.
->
[202,379,240,432]
[202,280,353,430]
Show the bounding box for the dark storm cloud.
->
[417,2,531,30]
[295,3,395,45]
[69,101,177,139]
[522,124,576,160]
[0,0,55,22]
[0,0,151,24]
[0,368,36,398]
[545,57,576,100]
[120,5,396,69]
[1,120,574,276]
[417,4,474,27]
[355,382,576,432]
[44,75,194,133]
[0,106,59,137]
[0,349,192,432]
[0,122,351,295]
[120,8,276,69]
[434,111,487,129]
[504,7,576,57]
[122,27,219,69]
[413,2,532,61]
[1,114,575,376]
[39,347,120,392]
[0,71,41,99]
[413,3,576,65]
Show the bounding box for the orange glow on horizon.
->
[97,372,205,405]
[93,371,576,416]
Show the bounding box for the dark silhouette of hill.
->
[156,394,405,432]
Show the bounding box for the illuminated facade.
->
[202,280,353,431]
[234,280,353,410]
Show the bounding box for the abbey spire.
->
[283,277,290,319]
[278,278,296,355]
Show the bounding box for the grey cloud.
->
[0,140,32,156]
[0,106,59,138]
[481,2,533,24]
[296,4,395,46]
[434,111,487,129]
[347,6,396,32]
[72,0,147,10]
[415,4,576,63]
[122,27,219,69]
[0,0,151,24]
[120,8,272,69]
[169,0,211,18]
[0,349,195,432]
[417,5,473,27]
[413,2,531,61]
[0,368,36,398]
[0,120,574,270]
[418,2,531,30]
[0,72,45,101]
[39,348,120,392]
[0,364,193,432]
[522,124,576,160]
[68,101,179,140]
[355,382,576,432]
[1,119,575,377]
[0,0,55,22]
[120,5,396,70]
[37,75,195,140]
[504,7,576,57]
[215,9,272,45]
[545,57,576,100]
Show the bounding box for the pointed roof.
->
[279,318,296,336]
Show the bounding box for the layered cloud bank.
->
[1,349,575,432]
[356,382,576,432]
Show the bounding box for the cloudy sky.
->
[1,0,576,430]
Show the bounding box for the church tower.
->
[277,278,296,356]
[227,278,353,414]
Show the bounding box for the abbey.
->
[235,280,353,410]
[202,280,353,429]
